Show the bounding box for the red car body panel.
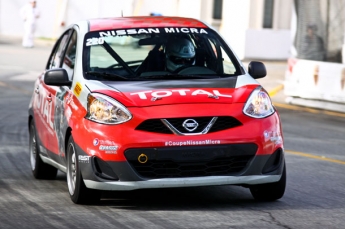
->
[89,16,208,31]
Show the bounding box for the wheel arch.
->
[28,115,33,132]
[64,127,72,155]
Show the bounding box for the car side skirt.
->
[40,154,67,173]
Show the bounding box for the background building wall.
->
[219,0,292,60]
[131,0,178,16]
[0,0,58,38]
[219,0,251,59]
[0,0,294,61]
[0,0,135,39]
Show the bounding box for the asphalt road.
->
[0,37,344,229]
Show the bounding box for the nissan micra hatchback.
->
[28,16,286,204]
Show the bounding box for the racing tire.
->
[29,121,58,179]
[249,163,286,201]
[66,136,101,205]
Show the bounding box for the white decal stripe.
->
[236,74,260,88]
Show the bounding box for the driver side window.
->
[220,47,236,74]
[47,31,70,70]
[62,31,77,80]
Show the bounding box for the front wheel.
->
[66,136,101,204]
[249,163,286,201]
[29,121,58,179]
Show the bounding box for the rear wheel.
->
[249,163,286,201]
[29,121,58,179]
[66,136,101,204]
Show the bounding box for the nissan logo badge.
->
[182,119,199,132]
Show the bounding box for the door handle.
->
[35,87,39,94]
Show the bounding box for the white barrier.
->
[284,58,345,104]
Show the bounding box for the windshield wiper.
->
[85,71,128,81]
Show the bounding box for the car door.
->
[54,30,78,162]
[34,30,72,161]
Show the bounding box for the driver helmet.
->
[165,38,195,72]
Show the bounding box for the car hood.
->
[87,77,259,107]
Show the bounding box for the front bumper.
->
[72,103,285,191]
[84,174,282,191]
[75,143,285,191]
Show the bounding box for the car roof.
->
[87,16,208,32]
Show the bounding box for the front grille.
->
[125,144,257,179]
[208,117,242,133]
[135,116,242,134]
[135,119,171,134]
[166,117,213,133]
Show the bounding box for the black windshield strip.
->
[85,71,128,81]
[101,41,136,76]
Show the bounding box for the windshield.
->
[83,27,242,80]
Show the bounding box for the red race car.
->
[28,16,286,204]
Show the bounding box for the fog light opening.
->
[262,148,283,174]
[93,157,119,180]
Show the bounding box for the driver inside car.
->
[165,38,196,72]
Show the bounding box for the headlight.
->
[243,87,275,118]
[85,93,132,124]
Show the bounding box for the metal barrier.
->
[284,58,345,112]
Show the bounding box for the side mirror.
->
[248,61,267,79]
[44,68,72,86]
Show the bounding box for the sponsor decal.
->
[263,130,282,144]
[86,37,104,46]
[165,139,221,147]
[130,89,232,100]
[103,151,117,154]
[78,155,90,163]
[99,145,118,154]
[74,82,82,97]
[99,145,118,151]
[164,28,207,34]
[94,139,118,154]
[65,93,79,110]
[98,28,207,38]
[95,139,116,145]
[35,87,54,130]
[208,94,219,99]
